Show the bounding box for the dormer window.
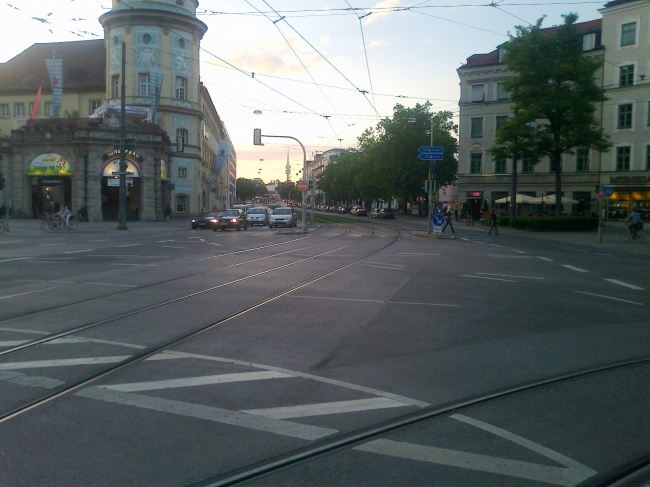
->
[498,48,506,63]
[582,33,596,51]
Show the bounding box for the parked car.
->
[370,208,380,219]
[353,206,368,216]
[213,209,248,231]
[191,212,218,229]
[338,207,351,214]
[247,207,269,226]
[378,208,395,219]
[269,208,297,228]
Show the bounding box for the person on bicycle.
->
[58,205,72,228]
[626,208,643,239]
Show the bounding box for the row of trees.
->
[317,102,458,210]
[236,177,301,202]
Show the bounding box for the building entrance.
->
[101,156,142,221]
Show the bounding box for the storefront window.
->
[176,195,188,213]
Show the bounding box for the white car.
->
[247,207,269,226]
[269,208,297,228]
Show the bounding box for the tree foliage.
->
[236,178,266,201]
[492,14,610,215]
[318,102,458,208]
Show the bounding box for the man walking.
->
[488,208,499,237]
[441,205,456,234]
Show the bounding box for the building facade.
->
[0,0,235,220]
[456,0,649,221]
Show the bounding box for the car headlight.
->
[192,220,196,222]
[231,218,238,223]
[211,219,217,222]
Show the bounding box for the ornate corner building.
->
[0,0,236,221]
[456,0,649,221]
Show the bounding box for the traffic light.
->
[308,178,313,190]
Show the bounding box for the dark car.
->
[213,209,248,231]
[378,208,395,219]
[191,212,218,229]
[355,207,368,216]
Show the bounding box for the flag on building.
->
[149,71,163,122]
[30,81,45,120]
[45,59,63,117]
[215,140,232,174]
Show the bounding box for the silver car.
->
[269,208,297,228]
[247,207,269,226]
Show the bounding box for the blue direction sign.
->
[419,146,443,154]
[604,186,614,197]
[435,204,444,214]
[432,214,445,226]
[418,153,443,161]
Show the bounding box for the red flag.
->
[30,81,45,120]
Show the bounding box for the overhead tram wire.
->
[244,0,346,139]
[410,9,508,37]
[260,0,383,119]
[491,4,533,25]
[344,0,379,119]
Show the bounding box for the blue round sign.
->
[604,187,614,197]
[435,205,444,214]
[432,214,445,226]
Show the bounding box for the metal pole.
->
[310,171,314,224]
[117,41,128,230]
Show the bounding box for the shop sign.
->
[40,178,63,186]
[102,159,141,178]
[466,191,483,200]
[28,154,71,176]
[107,178,133,187]
[102,149,144,162]
[160,159,169,180]
[609,175,650,185]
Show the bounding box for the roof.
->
[0,40,105,93]
[460,18,602,69]
[603,0,644,7]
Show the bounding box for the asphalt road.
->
[0,214,648,487]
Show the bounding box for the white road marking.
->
[0,371,64,389]
[604,279,644,291]
[489,244,503,247]
[513,249,526,254]
[64,249,94,254]
[486,255,531,258]
[110,264,158,267]
[0,340,31,347]
[76,387,338,441]
[25,261,63,265]
[460,238,470,241]
[87,282,138,288]
[0,287,57,300]
[363,262,405,267]
[42,244,63,246]
[152,351,430,408]
[15,279,74,284]
[396,253,441,256]
[574,291,643,306]
[209,243,222,246]
[536,256,554,262]
[562,265,589,273]
[356,263,403,270]
[86,239,107,242]
[461,275,518,282]
[562,248,590,253]
[0,257,30,263]
[0,356,131,370]
[162,246,187,249]
[355,438,595,487]
[46,337,146,349]
[101,371,293,392]
[476,273,543,280]
[0,327,48,335]
[291,295,383,303]
[117,244,141,248]
[242,398,409,419]
[157,240,175,243]
[389,302,459,307]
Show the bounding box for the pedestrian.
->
[488,208,499,237]
[163,203,172,222]
[441,205,456,234]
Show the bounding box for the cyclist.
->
[626,207,643,239]
[58,205,72,228]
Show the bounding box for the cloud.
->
[319,36,330,45]
[359,39,389,51]
[363,0,400,25]
[227,36,325,75]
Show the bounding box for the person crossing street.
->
[488,208,499,237]
[441,205,456,234]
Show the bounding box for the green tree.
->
[498,14,610,216]
[236,178,257,201]
[275,181,298,200]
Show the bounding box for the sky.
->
[0,0,605,182]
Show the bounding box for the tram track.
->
[0,225,395,425]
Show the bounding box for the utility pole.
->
[117,41,128,230]
[427,117,435,234]
[510,156,518,222]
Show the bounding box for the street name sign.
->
[419,146,443,154]
[418,153,443,161]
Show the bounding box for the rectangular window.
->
[470,153,482,174]
[498,48,506,63]
[44,102,53,117]
[0,104,8,118]
[619,65,634,87]
[175,77,187,100]
[647,101,650,127]
[618,103,633,129]
[178,167,187,177]
[550,158,562,172]
[647,145,650,170]
[90,100,101,114]
[139,73,150,97]
[14,103,24,117]
[470,117,483,138]
[576,149,589,172]
[112,75,120,98]
[470,84,484,102]
[496,115,509,131]
[616,146,631,171]
[621,22,636,47]
[29,102,36,117]
[522,159,534,173]
[176,195,188,213]
[495,158,507,174]
[582,33,596,51]
[496,82,508,100]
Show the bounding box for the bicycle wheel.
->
[0,221,4,235]
[42,219,51,231]
[66,217,78,230]
[52,218,64,231]
[621,229,631,242]
[632,229,644,243]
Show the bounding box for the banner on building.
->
[215,140,232,174]
[28,153,71,176]
[45,59,63,117]
[149,71,163,122]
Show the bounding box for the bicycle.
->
[622,225,644,243]
[41,214,58,231]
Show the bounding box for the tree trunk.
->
[510,156,518,224]
[554,153,562,217]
